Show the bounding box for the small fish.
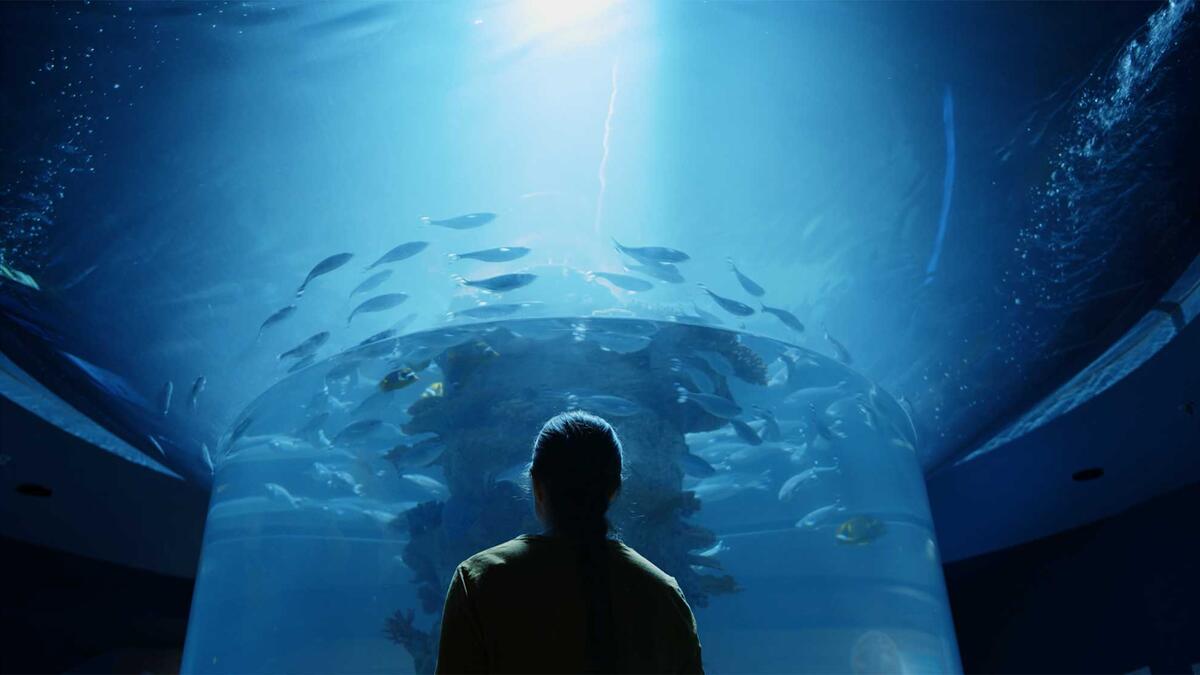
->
[566,393,641,417]
[448,246,530,263]
[699,284,755,317]
[278,332,330,361]
[680,451,717,478]
[401,473,449,497]
[727,259,765,297]
[670,358,716,394]
[796,503,847,530]
[384,435,446,470]
[729,418,762,446]
[777,465,839,502]
[296,252,353,297]
[421,381,444,398]
[753,407,783,442]
[287,354,317,373]
[612,238,690,264]
[379,367,420,392]
[350,270,393,297]
[257,305,297,339]
[625,261,685,284]
[348,293,409,325]
[694,541,729,558]
[309,462,363,495]
[450,302,541,320]
[420,212,496,229]
[265,483,303,509]
[157,381,173,417]
[824,326,853,365]
[835,515,886,545]
[200,443,213,473]
[676,385,742,419]
[590,271,654,292]
[454,273,537,293]
[188,376,206,411]
[761,304,806,334]
[366,242,429,271]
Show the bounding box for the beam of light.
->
[924,86,955,285]
[593,61,619,234]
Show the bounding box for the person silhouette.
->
[436,411,703,674]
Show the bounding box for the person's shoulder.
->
[458,535,538,577]
[611,541,682,591]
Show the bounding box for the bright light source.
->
[512,0,619,47]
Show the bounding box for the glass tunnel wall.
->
[181,320,958,674]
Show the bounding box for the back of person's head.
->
[530,411,623,540]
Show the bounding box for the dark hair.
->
[530,410,623,540]
[529,411,623,673]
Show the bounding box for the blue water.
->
[0,1,1196,673]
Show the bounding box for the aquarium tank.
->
[1,1,1197,673]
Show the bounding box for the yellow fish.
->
[835,515,885,545]
[421,381,444,399]
[379,367,419,392]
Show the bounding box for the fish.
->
[287,354,317,373]
[727,259,765,297]
[449,302,542,320]
[257,305,297,339]
[698,284,755,317]
[401,473,449,498]
[447,246,530,263]
[454,273,537,293]
[278,332,330,361]
[348,293,409,325]
[625,261,685,284]
[309,462,363,495]
[729,418,762,446]
[753,407,783,442]
[200,443,213,473]
[590,272,654,292]
[691,471,769,503]
[379,367,420,391]
[227,416,254,448]
[585,332,652,354]
[421,381,444,398]
[421,212,497,229]
[157,381,173,417]
[761,304,806,334]
[265,483,304,509]
[693,350,735,377]
[777,465,839,502]
[824,327,853,365]
[670,358,716,394]
[384,435,446,470]
[296,252,353,297]
[835,515,886,545]
[566,393,641,417]
[332,419,402,448]
[366,241,429,270]
[680,451,717,478]
[350,270,393,297]
[675,385,742,419]
[691,303,724,325]
[612,238,690,264]
[796,503,847,530]
[694,541,729,558]
[188,376,206,411]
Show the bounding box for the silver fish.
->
[188,376,206,410]
[455,273,537,293]
[680,451,717,478]
[796,502,847,530]
[450,302,542,320]
[590,271,654,292]
[824,327,853,365]
[753,406,782,442]
[699,284,755,317]
[278,331,331,361]
[777,465,839,502]
[348,293,409,325]
[676,385,742,419]
[350,270,393,297]
[257,305,297,339]
[612,238,690,264]
[420,212,496,229]
[566,393,642,417]
[448,246,530,263]
[366,241,429,270]
[296,253,353,297]
[727,259,765,297]
[625,261,685,283]
[670,358,715,394]
[157,381,173,417]
[761,304,805,334]
[384,435,446,470]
